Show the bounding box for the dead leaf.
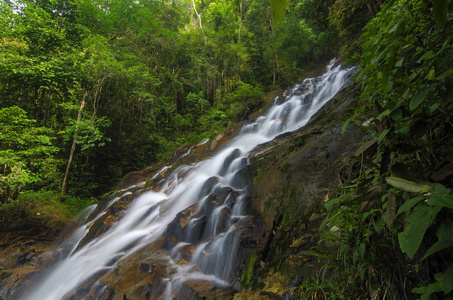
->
[386,192,396,228]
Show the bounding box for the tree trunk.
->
[238,1,243,41]
[366,2,376,17]
[272,54,278,89]
[192,0,204,34]
[61,90,87,195]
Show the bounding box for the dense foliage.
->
[1,0,352,222]
[298,0,453,298]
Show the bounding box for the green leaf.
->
[410,88,430,111]
[435,266,453,293]
[324,197,341,210]
[374,213,386,233]
[428,68,436,80]
[388,23,399,33]
[341,118,351,135]
[270,0,289,27]
[439,51,453,72]
[433,0,449,28]
[359,243,366,260]
[412,282,442,300]
[378,128,391,144]
[395,57,404,67]
[398,204,441,258]
[436,69,453,80]
[377,109,390,121]
[430,103,441,113]
[383,50,397,84]
[417,50,433,63]
[397,194,425,215]
[427,183,453,208]
[423,218,453,260]
[386,176,430,193]
[395,124,410,139]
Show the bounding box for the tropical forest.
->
[0,0,452,298]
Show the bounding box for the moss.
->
[241,251,259,287]
[144,179,155,189]
[0,191,97,230]
[281,186,305,220]
[253,169,262,186]
[262,199,271,214]
[287,135,309,154]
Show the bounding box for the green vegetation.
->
[297,0,453,298]
[1,0,451,297]
[241,251,259,286]
[0,0,342,226]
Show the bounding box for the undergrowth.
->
[0,191,96,230]
[298,0,453,298]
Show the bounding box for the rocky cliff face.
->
[0,67,368,300]
[235,88,367,299]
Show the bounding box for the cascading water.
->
[20,59,354,300]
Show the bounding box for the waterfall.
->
[21,59,354,300]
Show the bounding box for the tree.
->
[0,107,61,202]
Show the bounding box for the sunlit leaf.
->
[386,176,430,193]
[270,0,289,27]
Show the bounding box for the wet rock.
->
[68,237,169,300]
[115,171,146,190]
[197,176,219,199]
[169,145,195,164]
[178,279,234,300]
[214,207,231,235]
[171,243,195,263]
[238,83,366,295]
[229,168,249,190]
[219,148,242,176]
[236,216,267,250]
[0,228,60,299]
[165,203,204,248]
[248,95,364,227]
[77,192,136,251]
[183,215,207,244]
[202,186,236,217]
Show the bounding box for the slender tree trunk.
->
[371,0,380,14]
[192,0,204,34]
[272,54,278,89]
[238,1,243,41]
[272,57,276,89]
[61,90,87,195]
[366,2,376,17]
[366,0,381,17]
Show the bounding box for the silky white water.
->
[22,60,354,300]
